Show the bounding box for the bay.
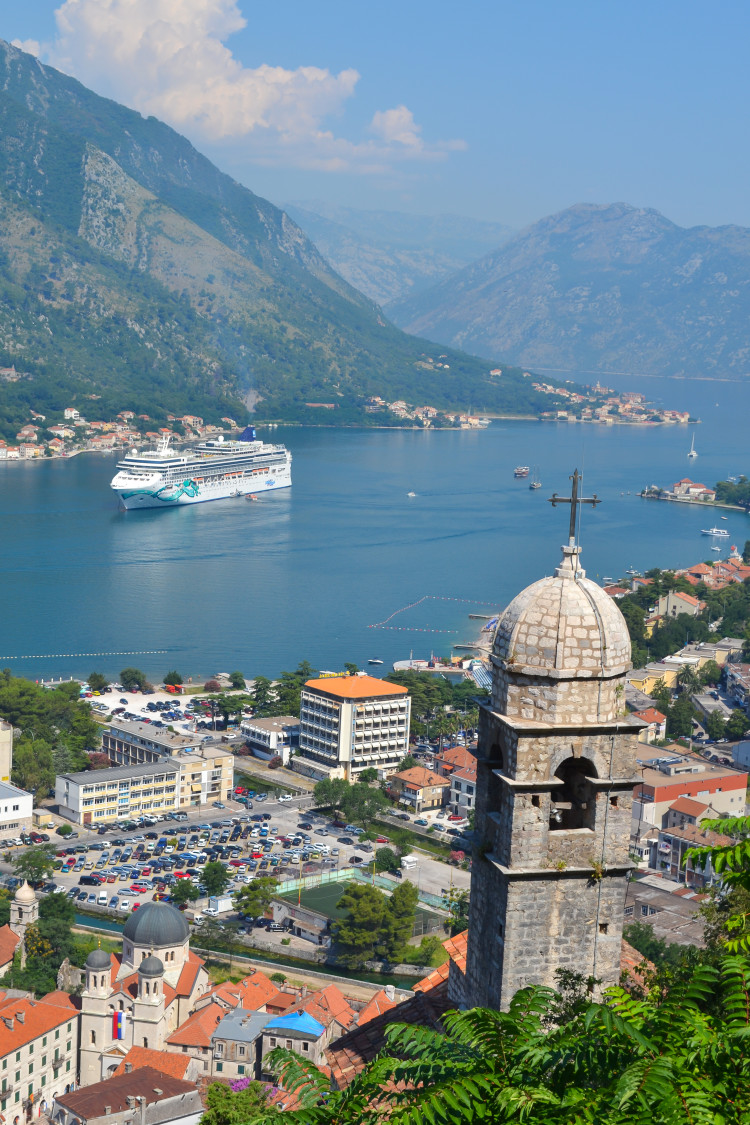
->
[0,375,747,684]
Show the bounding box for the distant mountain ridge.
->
[388,202,750,378]
[0,40,556,435]
[285,202,513,308]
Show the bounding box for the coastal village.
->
[0,520,748,1116]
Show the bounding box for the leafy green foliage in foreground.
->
[265,956,750,1123]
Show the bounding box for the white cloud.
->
[42,0,463,174]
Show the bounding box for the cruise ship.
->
[110,427,292,509]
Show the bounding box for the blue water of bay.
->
[0,374,747,683]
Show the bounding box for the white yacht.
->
[111,427,292,509]
[701,526,729,537]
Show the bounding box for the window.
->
[27,1065,32,1077]
[41,1057,46,1067]
[215,1063,223,1074]
[549,758,597,831]
[91,1031,96,1045]
[238,1046,245,1057]
[14,1054,19,1064]
[66,1062,71,1073]
[42,1037,47,1047]
[286,1040,292,1050]
[55,1030,60,1041]
[269,1038,277,1049]
[237,1066,245,1076]
[302,1042,309,1053]
[624,906,634,918]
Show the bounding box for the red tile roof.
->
[436,745,477,774]
[289,984,356,1032]
[0,925,20,969]
[669,797,711,817]
[356,989,398,1027]
[174,950,205,997]
[112,1047,194,1080]
[413,931,467,994]
[167,1000,224,1047]
[392,767,449,789]
[0,994,76,1053]
[633,708,667,724]
[326,983,453,1089]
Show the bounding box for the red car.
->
[229,859,242,867]
[376,836,389,844]
[251,850,263,859]
[130,883,148,893]
[448,815,466,822]
[234,787,246,795]
[140,867,151,876]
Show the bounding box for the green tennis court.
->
[280,880,438,929]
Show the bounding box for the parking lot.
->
[2,788,469,930]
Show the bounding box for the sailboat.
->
[529,466,541,490]
[687,434,698,459]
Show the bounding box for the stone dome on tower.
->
[85,947,112,970]
[491,544,631,725]
[138,953,164,977]
[14,881,36,905]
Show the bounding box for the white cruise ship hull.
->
[114,465,291,509]
[110,430,292,510]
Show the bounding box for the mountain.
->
[0,40,556,437]
[388,202,750,378]
[285,202,513,308]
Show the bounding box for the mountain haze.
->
[0,40,556,434]
[389,203,750,378]
[285,202,512,307]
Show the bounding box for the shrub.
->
[268,755,283,770]
[204,679,221,692]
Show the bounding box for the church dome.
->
[493,545,631,680]
[14,881,36,905]
[122,902,189,947]
[138,953,164,977]
[86,947,112,970]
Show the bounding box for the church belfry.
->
[459,475,642,1011]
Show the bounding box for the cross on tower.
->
[548,468,601,545]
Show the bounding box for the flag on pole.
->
[113,1011,126,1040]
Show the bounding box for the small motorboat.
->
[246,494,259,502]
[407,491,416,498]
[368,658,384,665]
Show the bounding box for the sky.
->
[2,0,750,231]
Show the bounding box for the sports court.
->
[280,879,439,930]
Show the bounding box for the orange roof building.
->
[0,992,80,1110]
[296,674,412,782]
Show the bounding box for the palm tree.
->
[677,664,700,696]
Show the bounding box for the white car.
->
[278,794,293,803]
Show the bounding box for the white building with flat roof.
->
[239,715,299,764]
[0,780,33,839]
[295,674,410,782]
[56,762,181,825]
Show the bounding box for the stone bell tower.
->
[458,475,642,1011]
[10,881,38,968]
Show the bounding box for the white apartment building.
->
[56,762,180,825]
[296,674,410,781]
[102,721,205,766]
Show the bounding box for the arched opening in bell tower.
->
[549,757,597,831]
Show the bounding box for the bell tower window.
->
[549,758,597,831]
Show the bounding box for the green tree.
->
[374,847,400,873]
[444,888,470,936]
[11,737,54,800]
[386,880,418,959]
[164,670,183,686]
[250,676,273,714]
[705,709,727,741]
[358,767,378,784]
[699,660,722,686]
[13,843,56,884]
[200,1078,271,1125]
[228,671,246,690]
[743,540,750,565]
[397,755,418,771]
[38,892,76,961]
[343,663,360,675]
[87,672,108,693]
[170,880,199,906]
[120,667,147,691]
[202,861,231,897]
[650,678,672,712]
[333,884,392,967]
[0,894,9,928]
[677,664,700,695]
[340,782,389,829]
[234,877,277,919]
[312,778,350,815]
[56,824,72,838]
[666,692,695,738]
[388,828,413,857]
[726,709,749,741]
